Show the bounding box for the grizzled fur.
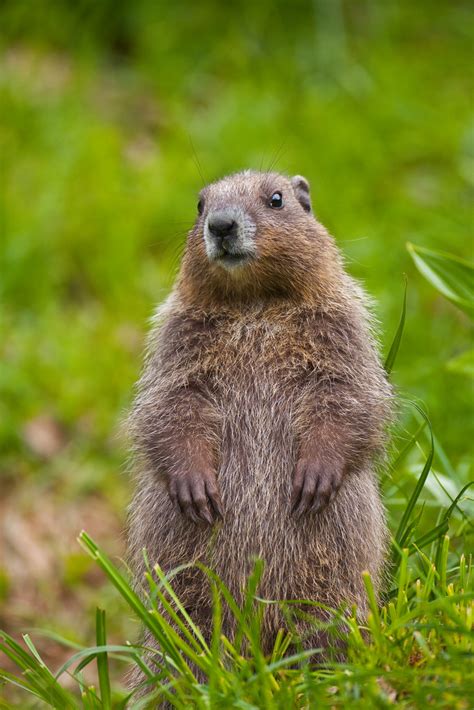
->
[128,171,392,677]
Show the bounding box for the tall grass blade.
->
[407,242,474,317]
[410,521,449,554]
[394,404,434,556]
[396,548,410,615]
[0,631,77,708]
[95,609,112,710]
[55,645,143,680]
[384,276,407,374]
[78,531,201,680]
[387,418,426,479]
[149,563,210,654]
[0,668,50,702]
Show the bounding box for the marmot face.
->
[198,171,311,270]
[181,171,330,303]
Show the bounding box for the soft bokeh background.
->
[1,0,472,692]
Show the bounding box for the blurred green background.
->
[0,0,472,681]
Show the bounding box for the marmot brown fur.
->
[128,170,392,667]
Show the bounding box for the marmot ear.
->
[291,175,311,213]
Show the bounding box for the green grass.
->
[0,530,472,708]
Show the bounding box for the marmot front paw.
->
[168,470,223,525]
[291,458,344,518]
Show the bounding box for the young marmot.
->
[128,170,392,659]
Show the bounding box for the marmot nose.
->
[208,215,237,240]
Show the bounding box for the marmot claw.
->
[168,470,224,525]
[291,458,343,519]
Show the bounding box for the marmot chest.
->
[205,319,307,481]
[205,317,314,413]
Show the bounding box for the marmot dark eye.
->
[269,191,283,209]
[197,199,204,215]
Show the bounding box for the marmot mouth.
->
[213,251,253,268]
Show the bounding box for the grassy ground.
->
[0,1,473,706]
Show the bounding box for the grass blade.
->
[407,242,474,317]
[394,404,434,552]
[95,609,112,710]
[0,631,77,708]
[78,531,201,679]
[409,521,449,554]
[384,276,407,374]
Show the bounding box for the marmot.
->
[128,170,392,665]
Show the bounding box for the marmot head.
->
[179,171,339,305]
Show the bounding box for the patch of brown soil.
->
[0,487,133,694]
